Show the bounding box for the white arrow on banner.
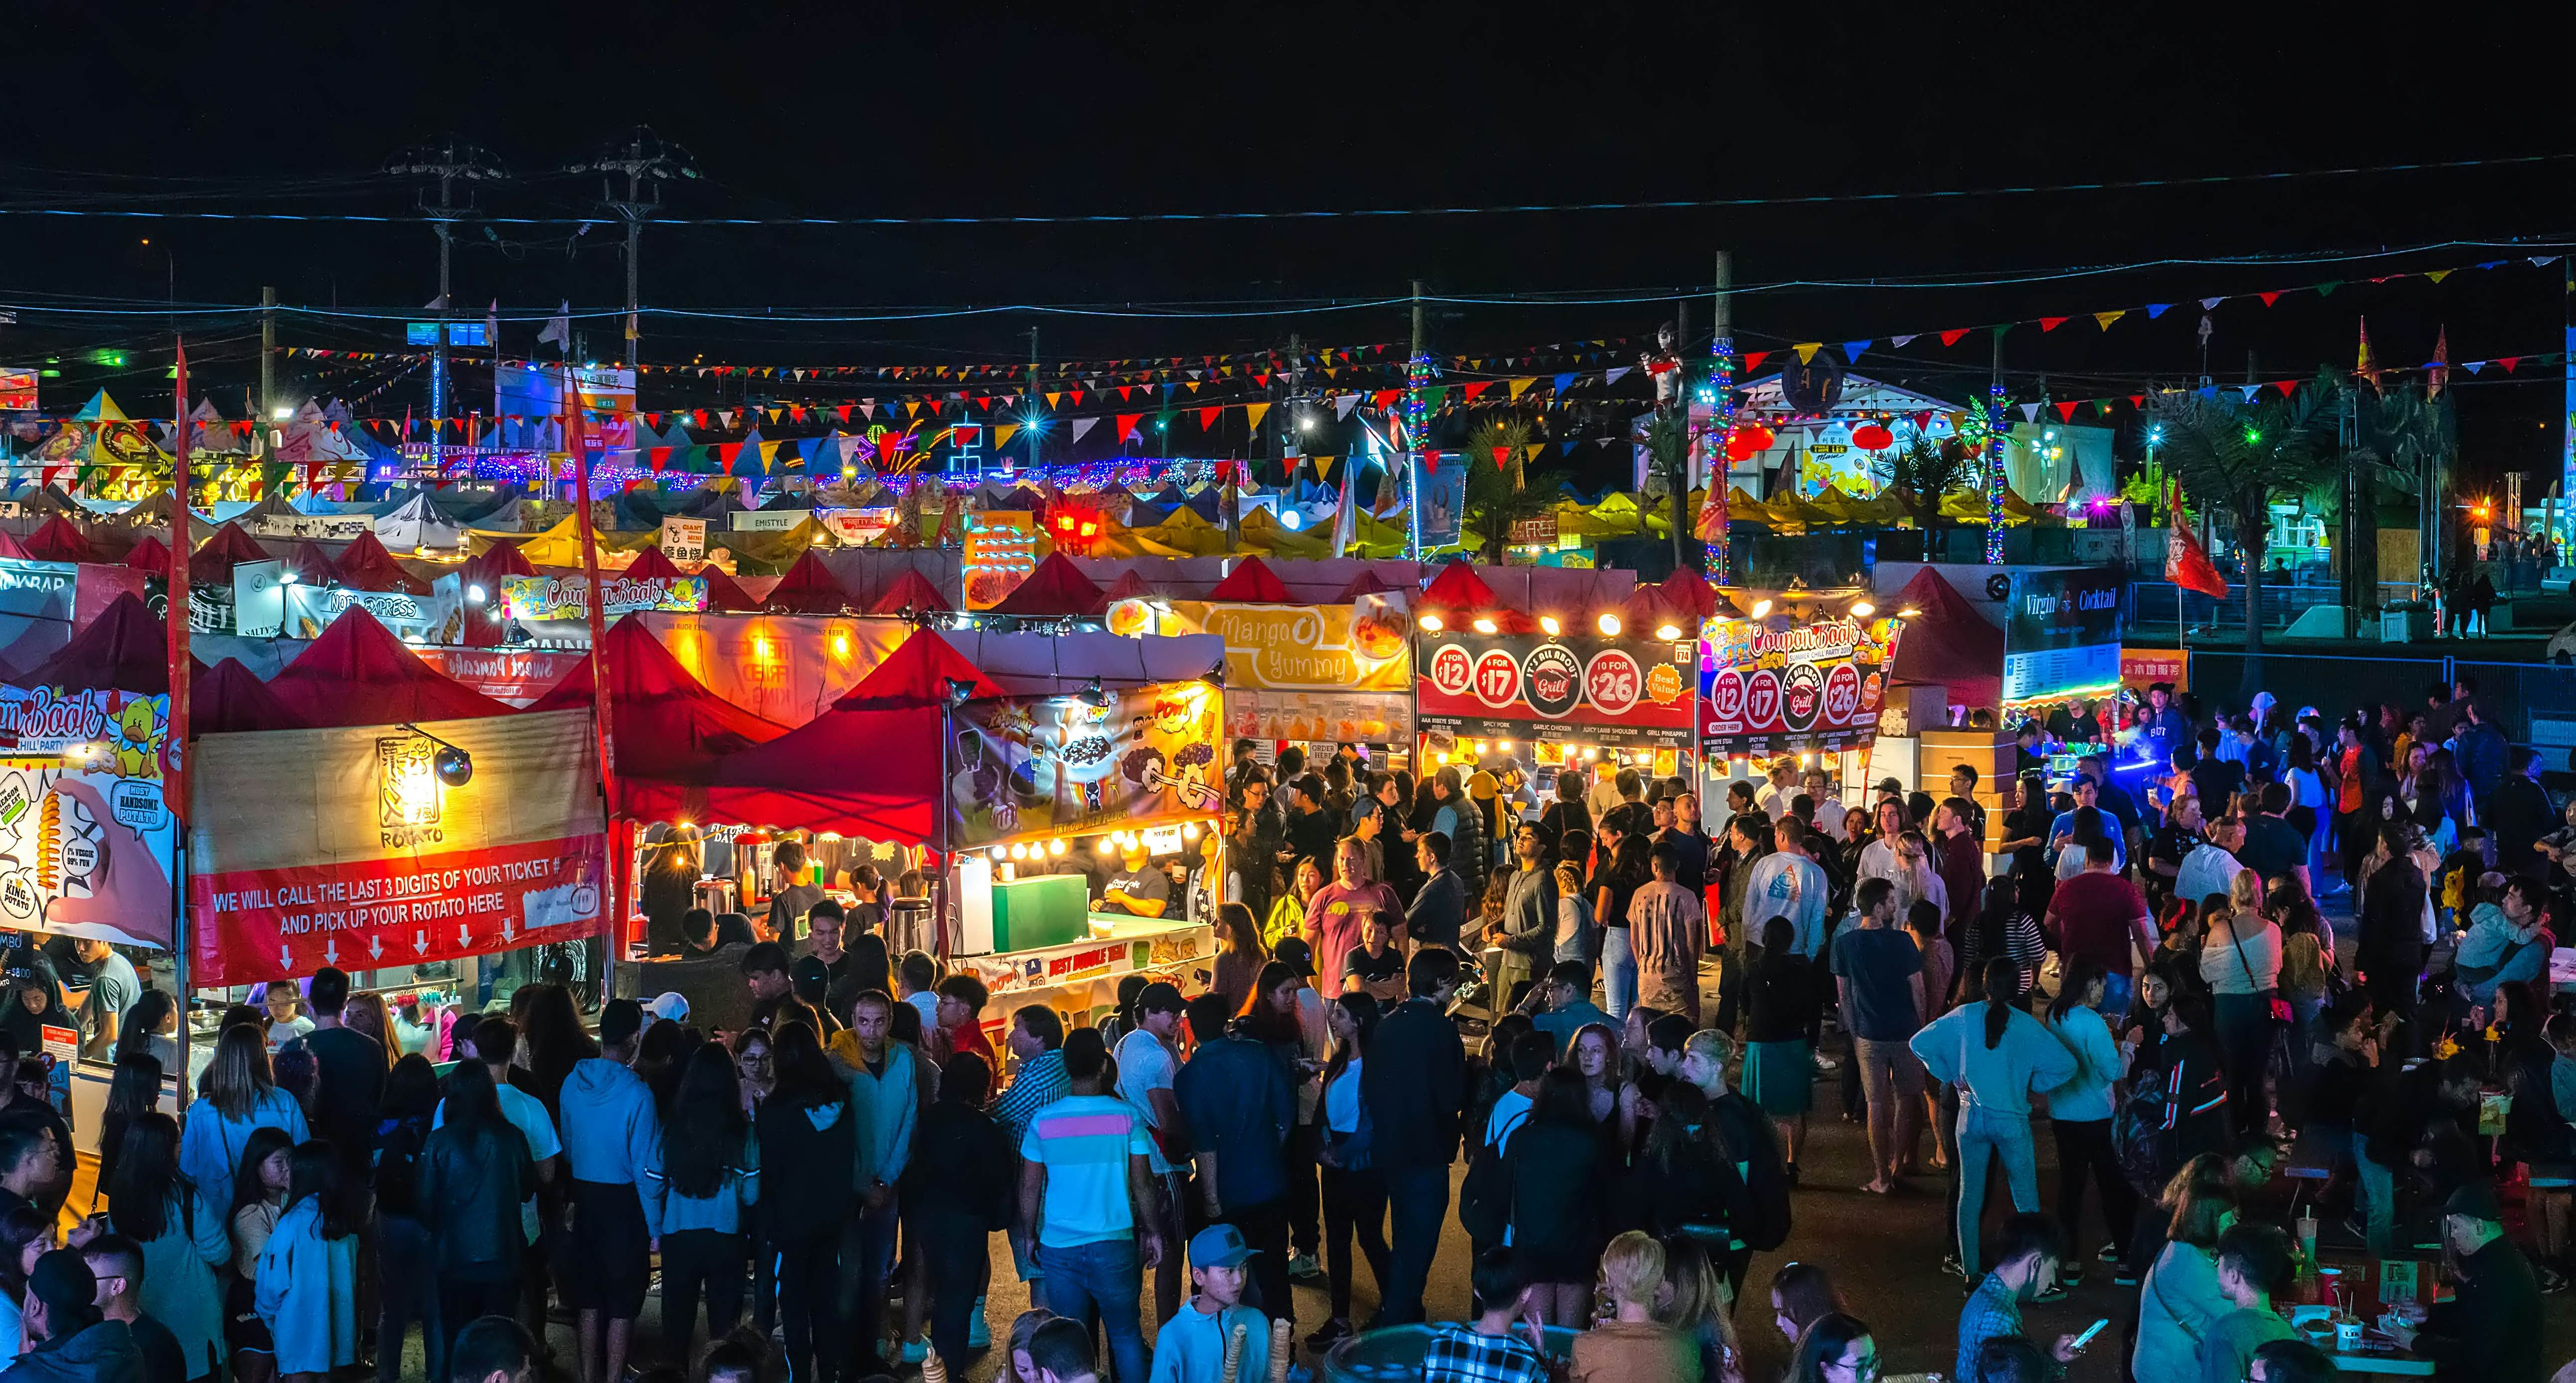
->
[457,923,472,947]
[413,929,429,956]
[368,935,384,962]
[279,943,293,972]
[500,921,516,945]
[322,939,338,967]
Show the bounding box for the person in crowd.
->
[2132,1167,2239,1383]
[932,973,996,1073]
[179,1025,310,1229]
[1423,1248,1551,1383]
[2387,1181,2544,1382]
[1490,826,1559,1004]
[2176,814,2249,912]
[1405,831,1467,954]
[754,1019,854,1383]
[833,989,921,1372]
[253,1141,357,1383]
[2041,962,2135,1273]
[1302,837,1401,997]
[1144,1223,1271,1383]
[1956,1213,2085,1383]
[1361,947,1465,1327]
[1914,958,2078,1279]
[1113,982,1190,1327]
[1502,1069,1609,1326]
[1784,1312,1877,1383]
[1742,816,1829,961]
[554,999,663,1383]
[643,1046,754,1364]
[2199,1222,2296,1383]
[1308,992,1385,1350]
[1834,878,1926,1195]
[408,1057,533,1381]
[223,1126,294,1383]
[1018,1027,1163,1383]
[7,1248,147,1383]
[1569,1230,1699,1383]
[1907,900,1954,1028]
[2198,869,2283,1137]
[77,1232,186,1383]
[1743,918,1822,1178]
[1210,902,1268,1014]
[1627,841,1706,1022]
[1175,990,1294,1318]
[1516,960,1611,1058]
[102,1112,225,1383]
[2046,834,2157,1019]
[445,1315,538,1383]
[897,1050,1008,1371]
[434,1016,559,1342]
[1341,910,1407,1005]
[1587,833,1654,1021]
[369,1053,441,1383]
[2357,821,2431,1031]
[1769,1260,1846,1350]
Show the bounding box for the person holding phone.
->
[1956,1212,2091,1383]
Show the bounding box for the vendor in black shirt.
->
[1099,845,1171,919]
[2144,796,2206,912]
[1341,912,1407,1003]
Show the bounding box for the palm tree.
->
[1462,418,1558,563]
[2143,375,2341,678]
[1872,435,1980,521]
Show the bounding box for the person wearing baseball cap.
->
[554,998,664,1383]
[1145,1225,1272,1383]
[2383,1181,2541,1379]
[10,1247,145,1383]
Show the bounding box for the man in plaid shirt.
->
[1958,1213,2087,1383]
[1424,1249,1551,1383]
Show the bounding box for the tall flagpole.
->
[167,338,194,1110]
[565,367,624,990]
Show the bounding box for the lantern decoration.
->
[1723,423,1775,462]
[1852,422,1895,451]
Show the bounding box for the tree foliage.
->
[2144,373,2342,661]
[1463,418,1559,563]
[1872,435,1981,517]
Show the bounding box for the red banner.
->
[1414,633,1697,748]
[415,646,590,704]
[190,834,606,986]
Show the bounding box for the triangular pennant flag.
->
[1461,381,1492,401]
[1244,402,1271,432]
[1603,367,1631,385]
[2240,386,2261,403]
[1552,373,1577,394]
[2128,395,2146,408]
[2426,269,2452,284]
[2055,401,2080,421]
[2144,304,2172,319]
[1741,351,1769,372]
[2019,403,2042,422]
[1071,417,1099,442]
[2257,292,2282,307]
[2314,281,2340,297]
[1508,377,1535,399]
[2200,297,2225,310]
[2038,317,2069,332]
[2463,361,2485,375]
[1889,334,1916,349]
[2272,380,2295,398]
[2093,311,2125,331]
[1842,340,1871,363]
[1333,394,1360,420]
[994,423,1019,448]
[1937,329,1968,348]
[2496,357,2520,373]
[1199,406,1223,431]
[1113,412,1144,442]
[1791,343,1823,364]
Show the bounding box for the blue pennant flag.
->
[2145,304,2173,318]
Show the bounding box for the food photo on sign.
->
[944,681,1222,849]
[1413,630,1696,749]
[1698,604,1905,761]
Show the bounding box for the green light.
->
[92,350,127,368]
[2243,428,2261,444]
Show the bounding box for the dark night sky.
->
[3,2,2569,488]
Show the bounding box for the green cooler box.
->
[990,872,1092,952]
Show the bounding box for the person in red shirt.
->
[2044,837,2157,1019]
[932,973,996,1071]
[1933,797,1988,947]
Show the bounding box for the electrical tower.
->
[386,138,506,479]
[569,128,701,372]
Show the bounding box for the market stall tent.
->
[21,516,94,564]
[760,550,855,615]
[122,534,170,577]
[266,607,518,727]
[867,567,951,616]
[987,552,1107,618]
[16,592,167,693]
[332,530,431,595]
[191,657,306,735]
[1205,555,1292,603]
[187,522,271,584]
[1886,566,2004,711]
[530,616,792,813]
[697,633,978,842]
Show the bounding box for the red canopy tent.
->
[333,530,431,595]
[1331,569,1409,603]
[1416,557,1539,634]
[0,528,28,561]
[760,550,854,615]
[1886,567,2003,711]
[21,516,93,564]
[867,568,951,617]
[699,565,762,614]
[1101,569,1161,603]
[1206,555,1292,603]
[986,552,1105,618]
[620,548,685,581]
[16,592,166,693]
[122,535,170,578]
[188,522,272,584]
[467,539,538,583]
[700,630,1003,842]
[1619,583,1699,637]
[190,657,306,735]
[266,607,518,727]
[1659,566,1723,620]
[530,617,792,814]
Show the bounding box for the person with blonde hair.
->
[1658,1236,1748,1383]
[178,1024,311,1222]
[2198,863,2284,1139]
[1571,1230,1701,1382]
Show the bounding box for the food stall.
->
[1697,594,1905,811]
[1412,621,1702,790]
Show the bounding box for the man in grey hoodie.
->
[554,999,665,1383]
[0,1249,145,1383]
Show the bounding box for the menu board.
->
[2001,567,2123,704]
[1414,633,1697,749]
[1127,599,1413,743]
[1698,614,1903,760]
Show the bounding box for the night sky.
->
[4,3,2569,491]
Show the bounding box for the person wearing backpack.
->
[367,1055,440,1383]
[1456,1031,1553,1286]
[1912,957,2081,1282]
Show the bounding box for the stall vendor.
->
[1100,845,1171,919]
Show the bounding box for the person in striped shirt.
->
[1018,1027,1166,1383]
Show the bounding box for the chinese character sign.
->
[1698,615,1904,760]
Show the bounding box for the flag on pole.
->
[486,299,501,354]
[2356,316,2381,388]
[2165,482,2230,599]
[537,301,571,353]
[2429,325,2449,399]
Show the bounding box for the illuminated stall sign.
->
[945,681,1222,849]
[283,577,465,642]
[1699,615,1903,760]
[962,511,1039,608]
[2001,568,2123,705]
[1123,599,1413,744]
[1414,633,1696,749]
[0,686,178,951]
[500,573,709,625]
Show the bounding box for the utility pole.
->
[573,129,701,372]
[258,287,276,434]
[1407,280,1427,562]
[1672,294,1692,575]
[1025,327,1041,471]
[388,139,504,485]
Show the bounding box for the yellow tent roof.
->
[1126,503,1232,557]
[483,511,660,564]
[1935,485,2039,525]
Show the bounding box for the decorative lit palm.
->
[1872,436,1978,518]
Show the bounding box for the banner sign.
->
[1698,615,1903,760]
[415,646,592,705]
[1415,633,1697,748]
[944,681,1222,849]
[0,559,76,625]
[495,364,635,452]
[817,508,896,547]
[2119,646,2188,694]
[0,687,178,950]
[1507,513,1561,547]
[731,510,807,533]
[188,708,608,984]
[283,577,464,643]
[0,369,34,413]
[499,572,708,626]
[2001,567,2124,704]
[1130,599,1413,743]
[1413,456,1466,550]
[659,516,706,564]
[250,513,374,542]
[962,512,1039,608]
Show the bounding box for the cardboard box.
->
[1921,729,2016,785]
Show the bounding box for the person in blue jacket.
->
[252,1141,358,1383]
[2139,684,2193,768]
[555,999,666,1383]
[176,1025,309,1229]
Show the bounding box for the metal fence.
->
[2125,580,2426,632]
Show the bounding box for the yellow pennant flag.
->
[1244,401,1271,431]
[759,441,783,465]
[1314,456,1336,480]
[995,423,1019,448]
[2093,311,2126,331]
[1525,443,1545,463]
[905,401,922,419]
[2426,269,2451,284]
[1508,377,1536,399]
[1793,343,1823,364]
[1045,392,1062,408]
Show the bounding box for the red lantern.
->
[1852,422,1895,451]
[1724,423,1776,462]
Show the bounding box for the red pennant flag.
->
[1937,329,1968,348]
[1115,412,1144,441]
[1741,351,1769,372]
[2038,317,2069,333]
[717,443,745,471]
[1461,382,1492,402]
[2272,380,2296,398]
[2128,395,2145,408]
[836,405,851,422]
[2257,292,2282,307]
[1198,406,1222,431]
[649,448,671,471]
[2055,401,2079,421]
[2496,357,2521,373]
[1372,389,1402,412]
[1492,446,1510,466]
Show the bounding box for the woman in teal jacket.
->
[178,1025,311,1225]
[106,1112,231,1383]
[253,1142,358,1383]
[1912,956,2079,1279]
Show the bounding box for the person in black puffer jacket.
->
[370,1055,440,1383]
[756,1022,857,1383]
[416,1059,536,1380]
[898,1052,1013,1370]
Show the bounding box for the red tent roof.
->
[1101,569,1161,603]
[190,657,305,735]
[0,529,26,561]
[1886,567,2003,710]
[836,629,1006,709]
[123,535,170,577]
[471,540,538,581]
[16,593,165,693]
[188,522,271,584]
[1659,566,1721,619]
[867,567,952,616]
[285,541,337,588]
[1206,555,1292,603]
[333,530,430,595]
[266,607,517,727]
[1620,583,1697,635]
[1331,569,1408,603]
[530,617,790,801]
[759,550,853,615]
[620,547,685,581]
[1418,559,1496,611]
[700,565,762,613]
[987,552,1105,617]
[698,703,946,843]
[21,516,92,564]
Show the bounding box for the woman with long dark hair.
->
[1308,991,1386,1350]
[107,1111,228,1382]
[2042,961,2137,1273]
[1786,1312,1878,1383]
[180,1024,311,1226]
[415,1060,534,1380]
[0,1202,50,1359]
[898,1051,1011,1370]
[95,1049,163,1205]
[1768,1260,1847,1349]
[224,1126,296,1383]
[654,1045,757,1361]
[370,1055,442,1383]
[1211,902,1268,1013]
[114,986,181,1072]
[1592,832,1655,1020]
[515,982,596,1121]
[2356,821,2430,1035]
[755,1021,856,1383]
[254,1141,359,1383]
[1502,1068,1609,1326]
[1910,956,2078,1280]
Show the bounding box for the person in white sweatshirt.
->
[1912,956,2078,1279]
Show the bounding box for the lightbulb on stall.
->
[1050,839,1067,856]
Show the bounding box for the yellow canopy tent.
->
[718,514,839,574]
[1243,503,1409,559]
[482,511,662,564]
[1936,485,2040,525]
[1123,503,1232,557]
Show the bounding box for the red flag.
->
[2165,485,2230,599]
[1114,412,1144,442]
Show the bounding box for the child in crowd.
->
[1424,1249,1551,1383]
[1145,1224,1271,1383]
